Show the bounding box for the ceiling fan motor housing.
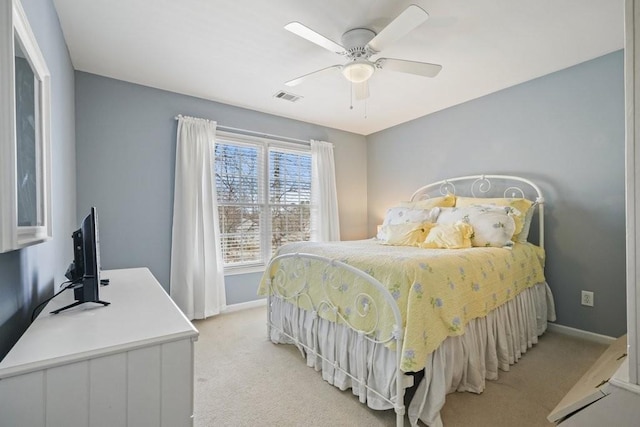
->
[341,28,376,59]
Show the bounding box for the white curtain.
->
[311,140,341,241]
[170,115,226,320]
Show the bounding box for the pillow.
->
[378,222,434,246]
[398,194,456,210]
[437,205,518,248]
[421,221,474,249]
[381,206,440,226]
[455,197,533,239]
[517,202,537,243]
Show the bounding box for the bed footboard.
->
[265,252,407,427]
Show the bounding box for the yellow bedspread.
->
[258,239,545,372]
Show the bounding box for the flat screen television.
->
[52,207,110,314]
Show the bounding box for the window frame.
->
[0,0,52,252]
[214,131,311,274]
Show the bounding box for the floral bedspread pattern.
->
[258,239,545,372]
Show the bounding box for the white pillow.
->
[381,206,440,226]
[454,197,533,238]
[437,205,518,248]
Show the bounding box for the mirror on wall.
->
[0,0,51,252]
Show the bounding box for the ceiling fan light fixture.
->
[342,61,375,83]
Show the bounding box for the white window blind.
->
[269,149,312,254]
[214,134,311,268]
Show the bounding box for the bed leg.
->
[266,293,271,341]
[395,326,405,427]
[395,376,406,426]
[396,407,405,427]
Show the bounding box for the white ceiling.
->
[52,0,624,136]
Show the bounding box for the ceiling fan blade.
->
[377,58,442,78]
[285,65,342,87]
[354,81,369,101]
[284,22,346,55]
[366,5,429,53]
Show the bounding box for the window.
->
[214,133,311,269]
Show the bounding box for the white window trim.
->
[224,264,265,276]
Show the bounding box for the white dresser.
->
[0,268,199,427]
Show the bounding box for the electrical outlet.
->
[581,290,594,307]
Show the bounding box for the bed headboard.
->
[409,174,545,248]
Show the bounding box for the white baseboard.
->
[547,322,617,345]
[222,298,267,314]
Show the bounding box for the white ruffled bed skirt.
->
[268,281,556,426]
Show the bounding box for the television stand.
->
[0,268,198,427]
[50,299,110,315]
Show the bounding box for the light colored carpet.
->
[193,306,606,427]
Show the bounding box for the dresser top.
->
[0,268,199,378]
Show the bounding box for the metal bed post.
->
[537,196,545,249]
[267,280,272,340]
[394,324,405,427]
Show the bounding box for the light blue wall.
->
[0,0,76,359]
[224,273,264,305]
[367,50,626,337]
[74,72,368,304]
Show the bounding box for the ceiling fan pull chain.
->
[350,82,354,110]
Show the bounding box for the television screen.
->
[52,207,109,314]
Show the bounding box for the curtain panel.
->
[170,115,226,319]
[311,139,340,242]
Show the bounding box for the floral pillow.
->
[378,222,434,246]
[455,197,533,240]
[436,205,518,248]
[381,206,440,226]
[420,221,474,249]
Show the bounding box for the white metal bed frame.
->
[265,174,545,427]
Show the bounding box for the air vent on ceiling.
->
[273,90,303,103]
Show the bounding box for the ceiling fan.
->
[284,4,442,101]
